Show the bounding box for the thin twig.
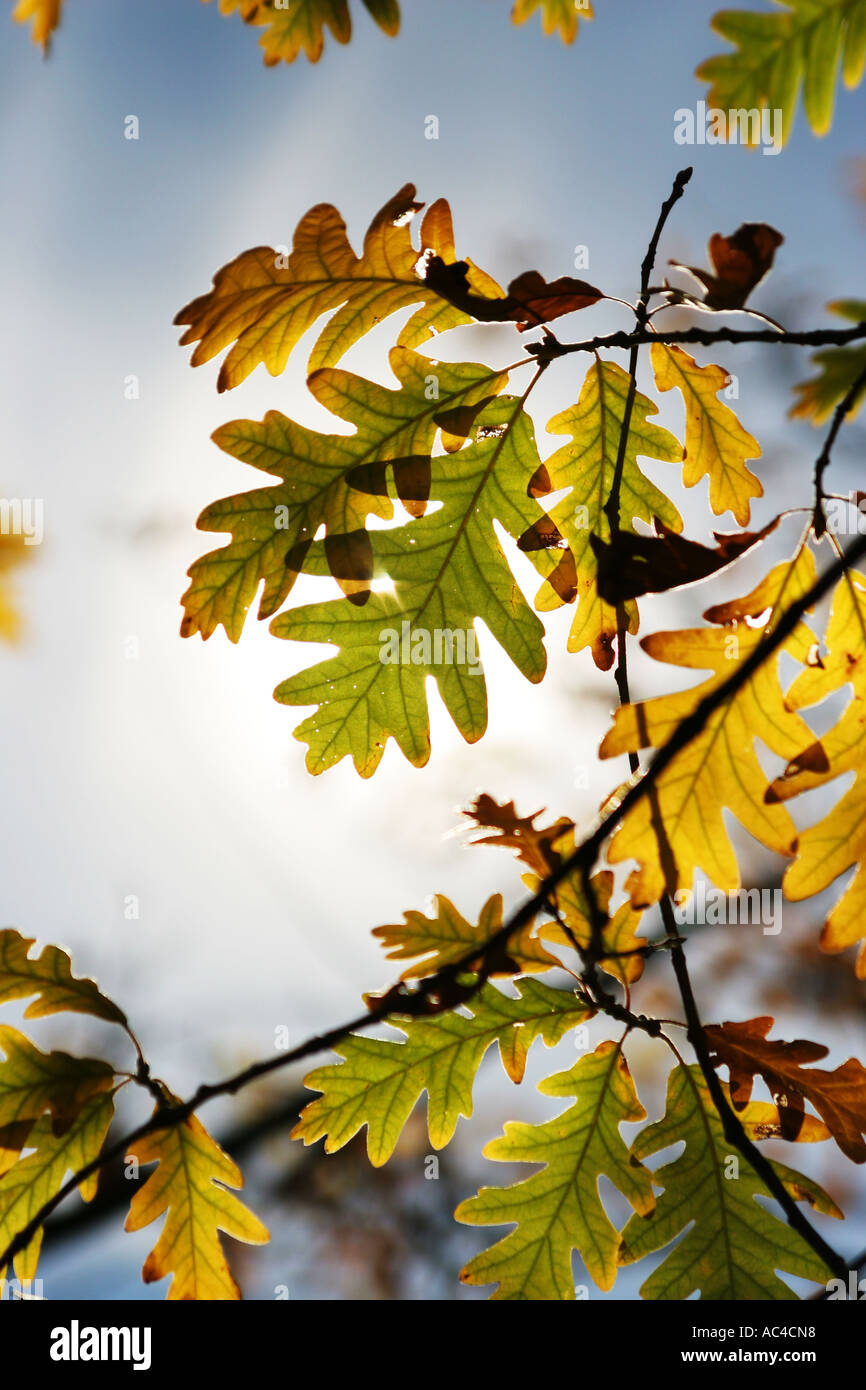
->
[812,361,866,536]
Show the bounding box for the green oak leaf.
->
[456,1039,655,1297]
[292,979,594,1166]
[619,1064,840,1299]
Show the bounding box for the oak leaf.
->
[592,516,777,604]
[511,0,594,44]
[524,359,683,669]
[651,342,763,524]
[0,1091,115,1283]
[456,1040,654,1297]
[768,568,866,973]
[464,794,647,984]
[791,298,866,424]
[599,547,825,905]
[0,1025,114,1140]
[175,186,503,388]
[705,1016,866,1161]
[425,256,603,330]
[125,1106,269,1300]
[372,893,560,981]
[697,0,866,143]
[0,928,127,1028]
[181,349,506,638]
[669,223,783,310]
[270,392,569,775]
[619,1064,840,1299]
[293,979,594,1166]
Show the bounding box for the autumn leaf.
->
[425,256,603,330]
[456,1040,654,1297]
[175,186,503,388]
[372,893,560,981]
[600,547,825,905]
[463,793,575,879]
[0,1026,114,1140]
[791,298,866,424]
[697,0,866,143]
[202,0,399,64]
[524,358,683,670]
[270,392,568,776]
[0,929,127,1028]
[619,1064,840,1299]
[293,980,594,1167]
[668,223,783,310]
[768,568,866,974]
[11,0,62,51]
[0,1092,114,1283]
[651,342,763,524]
[125,1106,269,1300]
[464,794,647,984]
[705,1016,866,1162]
[592,516,777,605]
[182,350,506,639]
[511,0,594,44]
[738,1099,830,1143]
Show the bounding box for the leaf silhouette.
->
[705,1016,866,1162]
[651,342,763,523]
[175,186,503,388]
[270,392,568,776]
[0,929,127,1028]
[182,350,506,639]
[619,1065,840,1299]
[697,0,866,143]
[668,223,783,310]
[791,298,866,423]
[293,980,594,1165]
[456,1040,655,1297]
[372,893,560,980]
[425,256,603,330]
[600,548,826,905]
[592,516,777,604]
[524,359,683,669]
[125,1105,269,1300]
[768,567,866,974]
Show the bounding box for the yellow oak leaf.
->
[651,342,763,525]
[599,547,823,905]
[175,185,503,387]
[526,359,682,669]
[768,568,866,974]
[125,1107,269,1300]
